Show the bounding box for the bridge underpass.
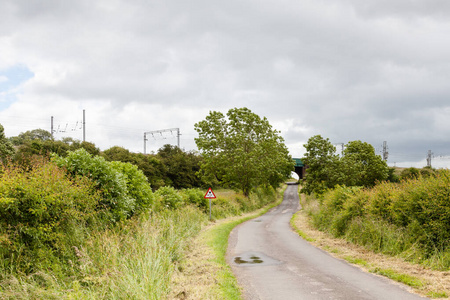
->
[293,158,305,179]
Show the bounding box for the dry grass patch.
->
[293,194,450,299]
[169,223,222,299]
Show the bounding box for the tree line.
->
[302,135,397,195]
[1,107,294,195]
[1,126,204,191]
[301,135,442,196]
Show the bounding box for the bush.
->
[52,149,135,221]
[0,159,101,274]
[400,167,420,180]
[155,186,184,210]
[110,161,154,214]
[180,188,209,211]
[391,172,450,250]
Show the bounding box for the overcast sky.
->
[1,0,450,168]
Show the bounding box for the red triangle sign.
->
[204,187,216,199]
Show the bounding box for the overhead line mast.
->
[144,128,180,154]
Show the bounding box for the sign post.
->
[204,187,216,220]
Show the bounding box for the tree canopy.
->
[195,107,293,196]
[301,135,340,195]
[0,124,15,161]
[302,135,390,195]
[9,129,52,146]
[340,140,389,187]
[156,144,203,189]
[102,145,204,190]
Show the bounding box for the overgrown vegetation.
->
[0,206,207,300]
[52,148,154,222]
[299,133,450,294]
[0,158,101,276]
[102,144,204,190]
[1,150,280,299]
[0,113,292,298]
[304,171,450,270]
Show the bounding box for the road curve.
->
[226,183,427,300]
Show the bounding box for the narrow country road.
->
[226,183,427,300]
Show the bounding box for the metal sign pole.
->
[204,187,216,221]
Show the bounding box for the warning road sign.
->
[204,187,216,199]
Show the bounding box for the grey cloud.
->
[1,0,450,166]
[345,0,450,20]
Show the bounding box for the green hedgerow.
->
[0,159,101,274]
[52,149,134,222]
[310,170,450,269]
[110,160,155,214]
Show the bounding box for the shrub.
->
[110,161,154,214]
[366,182,397,221]
[400,167,420,180]
[253,185,276,207]
[180,188,209,211]
[323,185,362,213]
[0,159,101,274]
[52,149,135,221]
[155,186,184,210]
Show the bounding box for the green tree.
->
[9,129,52,146]
[102,146,167,190]
[340,140,389,187]
[13,138,99,168]
[70,140,100,156]
[102,146,135,162]
[0,124,15,161]
[157,144,203,189]
[195,107,293,196]
[301,135,340,195]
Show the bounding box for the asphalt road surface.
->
[227,183,427,300]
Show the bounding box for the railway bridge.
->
[293,158,305,179]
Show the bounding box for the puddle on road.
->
[234,256,264,264]
[233,252,281,267]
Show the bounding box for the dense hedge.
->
[0,159,101,274]
[52,149,154,221]
[308,170,450,269]
[1,149,280,283]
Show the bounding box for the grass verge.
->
[371,268,424,289]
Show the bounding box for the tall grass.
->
[0,207,207,299]
[305,170,450,270]
[78,207,207,299]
